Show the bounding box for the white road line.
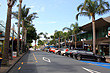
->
[82,67,101,73]
[43,57,51,63]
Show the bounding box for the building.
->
[0,20,5,54]
[69,16,110,56]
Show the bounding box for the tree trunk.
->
[2,6,12,66]
[25,29,27,51]
[59,37,60,48]
[24,28,27,51]
[64,39,66,48]
[75,35,77,48]
[92,15,96,54]
[17,0,22,56]
[21,20,25,53]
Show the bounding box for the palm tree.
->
[12,5,38,52]
[76,0,110,53]
[17,0,22,56]
[62,32,69,48]
[63,23,80,48]
[54,30,63,48]
[2,0,17,66]
[70,23,80,48]
[63,27,73,42]
[34,32,43,50]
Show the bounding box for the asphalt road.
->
[8,51,110,73]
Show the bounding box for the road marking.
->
[19,62,36,63]
[82,67,101,73]
[88,63,94,65]
[21,62,23,64]
[43,57,51,63]
[33,53,38,62]
[18,67,21,70]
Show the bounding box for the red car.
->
[49,48,57,53]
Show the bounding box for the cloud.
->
[49,21,56,24]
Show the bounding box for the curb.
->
[5,52,27,73]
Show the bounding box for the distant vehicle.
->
[29,48,34,51]
[58,48,69,56]
[74,48,85,50]
[72,50,106,62]
[36,48,40,51]
[49,48,57,53]
[55,48,60,54]
[65,50,73,57]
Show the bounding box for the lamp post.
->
[81,38,86,49]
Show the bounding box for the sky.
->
[0,0,110,45]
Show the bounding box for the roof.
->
[80,16,110,31]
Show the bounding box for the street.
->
[8,51,110,73]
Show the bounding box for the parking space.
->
[80,60,110,69]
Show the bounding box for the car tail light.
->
[66,49,68,52]
[53,50,55,52]
[70,52,72,54]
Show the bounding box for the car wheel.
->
[97,58,101,62]
[77,55,82,60]
[68,55,71,57]
[63,53,66,56]
[62,54,64,56]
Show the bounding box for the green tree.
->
[76,0,110,53]
[63,27,73,42]
[63,23,80,48]
[54,30,63,48]
[3,0,17,66]
[38,40,44,45]
[70,23,80,48]
[62,32,69,48]
[12,5,38,52]
[34,32,44,50]
[27,25,37,47]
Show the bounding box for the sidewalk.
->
[0,53,25,73]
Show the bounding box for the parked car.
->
[72,50,106,62]
[49,48,57,53]
[65,50,73,57]
[58,48,69,56]
[55,48,60,54]
[46,49,49,52]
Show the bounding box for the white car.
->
[60,48,69,56]
[55,48,60,54]
[29,48,34,51]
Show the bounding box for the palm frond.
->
[62,27,71,31]
[76,12,89,20]
[12,12,18,19]
[77,4,84,12]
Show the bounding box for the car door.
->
[78,51,86,58]
[85,51,95,60]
